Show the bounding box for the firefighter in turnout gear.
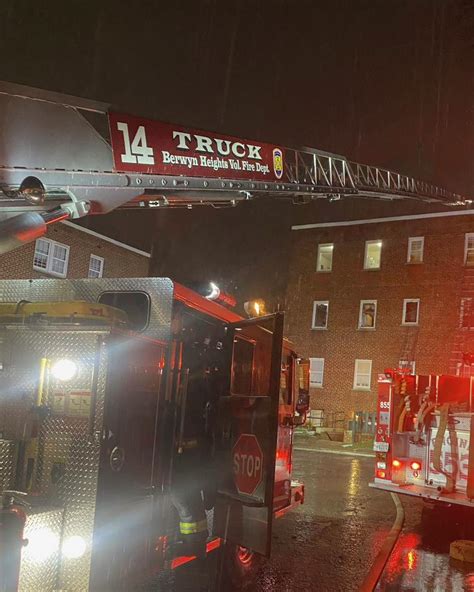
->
[170,311,226,562]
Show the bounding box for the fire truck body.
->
[371,370,474,508]
[0,278,305,591]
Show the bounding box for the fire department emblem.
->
[273,148,284,179]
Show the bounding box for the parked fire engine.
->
[0,277,308,591]
[371,368,474,508]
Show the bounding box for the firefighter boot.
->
[181,530,208,559]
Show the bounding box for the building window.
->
[309,358,324,388]
[33,238,69,278]
[402,299,420,325]
[461,297,474,329]
[364,240,382,270]
[312,301,329,329]
[407,237,424,264]
[358,300,377,329]
[399,360,416,374]
[465,233,474,266]
[317,243,334,272]
[353,359,372,390]
[88,255,104,278]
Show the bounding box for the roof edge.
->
[291,208,474,231]
[61,221,151,257]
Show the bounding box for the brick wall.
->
[285,213,474,421]
[0,222,150,279]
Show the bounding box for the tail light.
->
[410,461,421,471]
[392,459,402,468]
[376,469,386,479]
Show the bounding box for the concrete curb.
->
[359,493,405,591]
[294,446,374,459]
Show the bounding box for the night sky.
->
[0,0,472,306]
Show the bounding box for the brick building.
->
[0,221,150,280]
[285,209,474,423]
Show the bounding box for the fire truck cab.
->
[371,368,474,509]
[0,277,305,591]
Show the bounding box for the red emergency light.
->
[376,469,386,479]
[410,461,421,471]
[392,459,402,469]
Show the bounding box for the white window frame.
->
[309,357,324,388]
[402,298,420,326]
[465,233,474,266]
[364,240,382,270]
[33,238,70,278]
[316,243,334,272]
[460,297,474,330]
[358,300,377,330]
[312,301,329,330]
[88,254,105,278]
[353,359,372,391]
[398,360,416,375]
[407,236,424,264]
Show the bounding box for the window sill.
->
[310,385,323,389]
[406,261,423,265]
[311,327,328,331]
[352,387,371,392]
[358,327,376,331]
[33,267,67,279]
[363,267,381,271]
[316,270,332,273]
[401,323,419,327]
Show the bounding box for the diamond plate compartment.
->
[0,278,174,591]
[0,277,174,343]
[0,328,109,591]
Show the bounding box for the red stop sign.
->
[232,433,264,496]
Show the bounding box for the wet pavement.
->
[171,445,474,591]
[377,497,474,591]
[255,448,395,591]
[171,447,393,591]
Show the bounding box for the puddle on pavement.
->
[377,506,474,591]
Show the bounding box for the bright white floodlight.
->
[51,359,77,381]
[62,535,87,559]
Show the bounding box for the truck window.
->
[99,291,150,332]
[280,353,293,405]
[231,337,255,395]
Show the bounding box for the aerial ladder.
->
[0,80,468,255]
